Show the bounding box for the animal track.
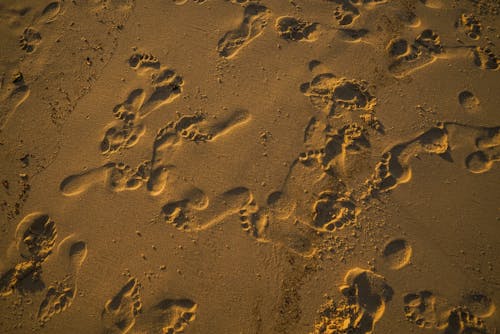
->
[382,238,412,269]
[275,16,318,42]
[38,237,88,323]
[217,4,271,59]
[388,29,443,78]
[312,268,393,334]
[0,213,56,296]
[102,277,142,334]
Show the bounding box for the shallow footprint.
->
[60,164,115,196]
[162,186,254,232]
[217,3,271,59]
[312,268,393,334]
[135,298,198,334]
[0,213,57,296]
[381,238,412,270]
[275,16,318,42]
[102,277,142,334]
[38,237,88,323]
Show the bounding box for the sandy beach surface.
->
[0,0,499,333]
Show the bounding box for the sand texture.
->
[0,0,499,333]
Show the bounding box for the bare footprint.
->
[0,71,30,129]
[403,290,495,333]
[18,1,64,53]
[60,161,151,196]
[458,90,480,113]
[135,298,198,334]
[312,268,393,334]
[60,163,116,196]
[148,110,250,195]
[388,29,443,78]
[217,3,271,59]
[0,213,57,296]
[465,127,500,174]
[300,73,376,117]
[102,277,142,334]
[473,47,499,71]
[163,186,257,232]
[275,16,318,42]
[381,238,412,270]
[365,123,449,196]
[38,237,88,323]
[331,0,360,26]
[101,66,183,155]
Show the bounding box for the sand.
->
[0,0,499,333]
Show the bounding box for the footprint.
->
[217,3,271,59]
[365,124,449,196]
[461,292,496,319]
[148,110,250,196]
[311,190,358,232]
[300,73,376,117]
[388,29,443,78]
[458,90,480,112]
[102,277,142,334]
[331,0,360,26]
[465,127,500,174]
[336,28,369,42]
[404,291,449,329]
[403,290,495,333]
[381,238,412,270]
[457,13,482,40]
[141,67,184,116]
[275,16,318,42]
[38,237,88,323]
[472,47,499,71]
[135,298,198,334]
[60,163,116,196]
[0,213,57,296]
[387,38,409,57]
[15,212,57,261]
[0,71,30,129]
[19,27,42,53]
[60,161,151,196]
[128,52,160,73]
[162,186,257,232]
[17,1,64,53]
[101,64,183,155]
[312,268,393,334]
